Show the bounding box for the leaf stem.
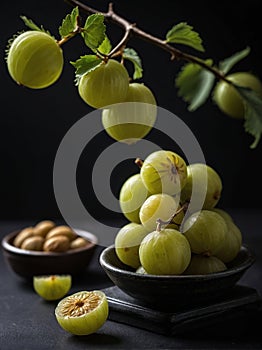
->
[65,0,230,82]
[57,14,82,46]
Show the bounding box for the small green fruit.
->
[139,193,179,232]
[55,290,108,336]
[180,163,222,211]
[140,150,188,196]
[115,223,150,269]
[78,59,129,108]
[119,173,150,223]
[7,31,63,89]
[215,220,242,263]
[102,82,157,144]
[33,275,72,301]
[182,210,227,256]
[213,72,262,119]
[139,228,191,275]
[184,255,227,275]
[212,208,233,224]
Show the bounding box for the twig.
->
[65,0,229,82]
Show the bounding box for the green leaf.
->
[176,60,215,111]
[123,48,143,80]
[20,16,50,35]
[59,7,79,38]
[96,35,112,55]
[235,85,262,148]
[166,22,204,52]
[71,55,102,84]
[81,14,106,50]
[219,47,251,74]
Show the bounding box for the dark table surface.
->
[1,209,262,350]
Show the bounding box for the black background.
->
[0,0,261,221]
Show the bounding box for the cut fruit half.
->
[55,290,109,335]
[33,275,72,301]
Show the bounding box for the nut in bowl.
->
[1,220,98,279]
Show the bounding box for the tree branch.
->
[65,0,229,82]
[108,23,134,57]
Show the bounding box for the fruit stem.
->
[156,202,188,231]
[65,0,230,83]
[156,220,162,232]
[202,251,211,257]
[108,24,134,58]
[135,158,144,168]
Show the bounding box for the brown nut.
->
[13,227,35,248]
[70,237,90,250]
[33,220,56,237]
[43,235,70,252]
[45,225,77,241]
[20,236,44,251]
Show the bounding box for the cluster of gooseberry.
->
[115,149,242,275]
[79,58,158,144]
[6,29,157,144]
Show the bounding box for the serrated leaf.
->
[235,85,262,148]
[219,47,251,74]
[71,55,102,84]
[59,7,79,38]
[176,60,215,111]
[81,14,105,51]
[96,35,112,55]
[123,48,143,80]
[166,22,204,52]
[20,16,50,35]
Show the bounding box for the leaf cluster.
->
[176,47,262,147]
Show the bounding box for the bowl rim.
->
[99,244,255,280]
[1,228,98,256]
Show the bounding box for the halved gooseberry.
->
[33,275,72,301]
[55,290,108,335]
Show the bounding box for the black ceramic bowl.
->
[1,229,98,279]
[100,245,255,308]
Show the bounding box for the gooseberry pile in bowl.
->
[99,149,255,307]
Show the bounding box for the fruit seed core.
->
[171,164,178,175]
[59,292,101,317]
[163,156,184,184]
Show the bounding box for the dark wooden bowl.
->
[1,229,98,279]
[99,245,255,308]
